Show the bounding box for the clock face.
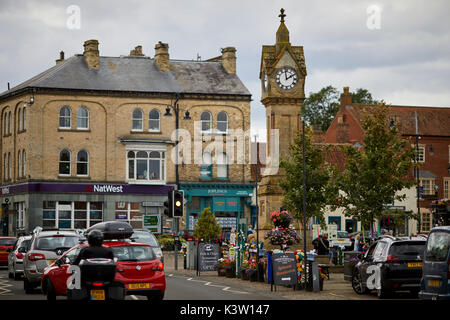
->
[275,67,298,90]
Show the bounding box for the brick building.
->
[0,40,254,235]
[324,87,450,234]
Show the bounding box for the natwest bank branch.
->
[0,181,173,235]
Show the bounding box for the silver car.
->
[8,235,31,280]
[23,230,81,293]
[131,229,164,263]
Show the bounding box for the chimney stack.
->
[56,51,65,65]
[340,86,352,107]
[130,45,144,56]
[221,47,236,74]
[154,42,170,72]
[83,39,100,69]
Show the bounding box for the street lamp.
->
[164,93,191,270]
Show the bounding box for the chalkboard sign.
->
[198,243,220,272]
[272,253,298,286]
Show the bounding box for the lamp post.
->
[1,198,9,236]
[253,135,260,279]
[302,119,307,291]
[164,93,191,270]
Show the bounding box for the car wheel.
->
[351,271,368,295]
[45,278,57,301]
[13,271,21,280]
[24,277,35,294]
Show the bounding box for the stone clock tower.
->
[258,9,307,225]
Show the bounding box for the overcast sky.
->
[1,0,449,141]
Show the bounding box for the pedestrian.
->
[354,234,360,251]
[247,225,255,237]
[321,234,334,264]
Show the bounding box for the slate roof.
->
[1,55,251,98]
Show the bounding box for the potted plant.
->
[247,260,258,282]
[216,258,227,276]
[225,260,236,278]
[318,267,327,291]
[239,260,250,280]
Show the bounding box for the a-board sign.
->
[198,243,220,272]
[272,253,298,286]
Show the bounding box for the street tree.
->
[193,207,222,242]
[280,128,338,226]
[331,103,415,236]
[301,85,340,132]
[351,88,380,105]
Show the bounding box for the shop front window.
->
[42,201,103,229]
[115,202,143,229]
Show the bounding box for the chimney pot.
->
[56,50,65,65]
[83,39,100,69]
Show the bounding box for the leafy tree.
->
[301,85,340,132]
[331,103,415,235]
[302,86,379,131]
[352,88,380,105]
[193,207,222,242]
[280,128,338,225]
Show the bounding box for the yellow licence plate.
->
[48,260,54,265]
[0,251,7,253]
[90,289,105,300]
[428,280,440,287]
[128,283,150,290]
[407,262,422,268]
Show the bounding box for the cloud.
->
[0,0,449,141]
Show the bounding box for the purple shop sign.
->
[0,182,173,196]
[115,213,128,220]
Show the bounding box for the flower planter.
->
[225,266,235,278]
[239,267,249,280]
[247,269,258,282]
[217,268,226,277]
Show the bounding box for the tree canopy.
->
[193,207,222,242]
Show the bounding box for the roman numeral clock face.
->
[275,67,298,90]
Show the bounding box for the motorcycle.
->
[67,258,125,301]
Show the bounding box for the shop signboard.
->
[271,253,298,286]
[197,243,220,272]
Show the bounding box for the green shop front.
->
[180,183,254,234]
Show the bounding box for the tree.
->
[352,88,380,105]
[301,85,340,132]
[280,128,338,225]
[331,103,415,235]
[302,86,379,132]
[193,207,222,242]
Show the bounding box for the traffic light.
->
[173,190,184,217]
[163,190,173,217]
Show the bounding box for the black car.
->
[352,236,426,298]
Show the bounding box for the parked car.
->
[0,236,16,266]
[419,226,450,300]
[331,231,352,250]
[8,235,31,280]
[23,229,81,293]
[131,229,164,263]
[352,236,426,298]
[42,238,166,301]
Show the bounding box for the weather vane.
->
[279,8,286,23]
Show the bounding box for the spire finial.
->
[279,8,286,23]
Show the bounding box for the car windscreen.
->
[35,236,79,251]
[425,231,450,262]
[389,241,425,258]
[19,239,31,250]
[0,238,16,246]
[132,231,159,246]
[111,245,155,262]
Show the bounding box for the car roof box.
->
[87,221,133,240]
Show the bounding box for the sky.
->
[1,0,449,142]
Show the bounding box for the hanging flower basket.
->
[269,210,293,229]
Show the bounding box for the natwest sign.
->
[86,184,124,193]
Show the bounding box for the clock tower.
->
[258,9,307,225]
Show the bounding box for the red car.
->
[41,240,165,301]
[0,237,16,266]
